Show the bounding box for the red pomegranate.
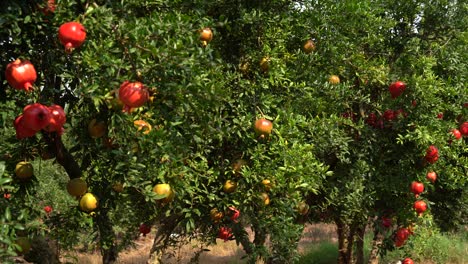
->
[396,227,410,242]
[139,223,151,236]
[460,122,468,137]
[22,103,51,131]
[414,200,427,215]
[389,81,406,99]
[381,216,392,228]
[411,181,424,197]
[44,205,52,214]
[5,59,37,91]
[14,115,38,139]
[451,129,462,140]
[228,206,240,223]
[394,237,405,247]
[58,22,86,53]
[40,0,56,15]
[366,112,377,127]
[217,227,233,242]
[402,258,414,264]
[118,81,149,112]
[383,109,395,121]
[425,145,439,164]
[44,105,66,134]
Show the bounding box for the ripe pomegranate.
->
[58,22,86,53]
[14,115,38,139]
[44,105,66,134]
[40,0,56,15]
[5,59,37,91]
[381,216,392,228]
[44,205,52,214]
[4,193,11,199]
[425,145,439,164]
[402,258,414,264]
[394,238,405,247]
[411,181,424,197]
[460,122,468,136]
[118,81,149,112]
[451,129,462,140]
[389,81,406,99]
[426,171,437,183]
[139,223,151,236]
[437,112,444,119]
[414,200,427,215]
[303,39,315,54]
[22,103,51,131]
[383,109,395,121]
[366,112,377,127]
[228,206,240,223]
[217,227,233,242]
[396,227,410,242]
[328,75,340,85]
[200,27,213,42]
[254,118,273,137]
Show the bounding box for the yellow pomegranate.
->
[303,39,316,54]
[261,193,270,206]
[210,208,224,223]
[328,75,340,85]
[88,119,107,139]
[153,183,175,203]
[66,178,87,197]
[261,179,272,191]
[223,180,237,193]
[133,120,152,135]
[15,161,33,180]
[79,193,98,212]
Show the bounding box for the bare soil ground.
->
[61,223,337,264]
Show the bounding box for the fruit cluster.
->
[14,103,66,139]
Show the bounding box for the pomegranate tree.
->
[118,81,149,112]
[58,22,86,53]
[5,59,37,91]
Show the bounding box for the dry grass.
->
[59,223,337,264]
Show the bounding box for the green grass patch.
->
[298,241,338,264]
[300,229,467,264]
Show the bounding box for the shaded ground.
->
[62,223,337,264]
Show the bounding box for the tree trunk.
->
[147,214,181,264]
[24,236,60,264]
[346,223,356,264]
[97,208,118,264]
[355,224,366,264]
[336,218,352,264]
[367,228,384,264]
